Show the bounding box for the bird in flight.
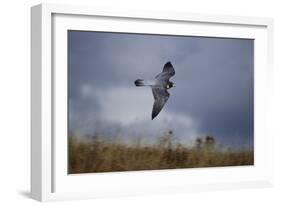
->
[134,62,176,120]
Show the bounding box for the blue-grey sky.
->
[68,30,254,148]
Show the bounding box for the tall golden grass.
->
[68,134,253,174]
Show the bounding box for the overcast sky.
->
[68,30,254,148]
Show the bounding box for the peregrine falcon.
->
[134,62,176,120]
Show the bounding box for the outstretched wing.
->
[155,62,175,81]
[152,88,170,120]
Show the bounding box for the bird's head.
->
[166,81,176,89]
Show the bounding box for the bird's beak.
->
[173,83,176,87]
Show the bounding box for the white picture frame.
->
[31,3,274,202]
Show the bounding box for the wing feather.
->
[155,62,175,80]
[152,88,170,119]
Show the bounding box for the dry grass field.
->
[68,133,253,174]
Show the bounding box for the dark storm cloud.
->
[168,38,253,146]
[68,31,254,147]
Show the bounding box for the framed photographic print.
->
[31,3,274,201]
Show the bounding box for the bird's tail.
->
[134,79,146,86]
